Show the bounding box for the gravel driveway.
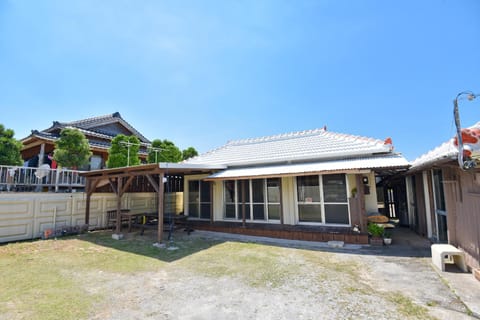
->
[73,229,477,320]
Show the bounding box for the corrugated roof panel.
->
[206,154,409,180]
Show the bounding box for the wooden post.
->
[355,174,367,231]
[241,180,246,227]
[84,178,100,226]
[157,172,165,243]
[210,181,214,224]
[115,177,123,234]
[85,179,91,225]
[279,178,284,225]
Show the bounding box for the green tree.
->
[0,124,22,165]
[106,134,141,168]
[182,147,198,160]
[53,128,92,169]
[148,139,182,163]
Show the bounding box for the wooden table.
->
[137,212,190,236]
[120,211,147,233]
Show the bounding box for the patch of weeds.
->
[299,250,361,280]
[387,293,436,320]
[345,286,370,295]
[426,300,438,307]
[176,242,295,288]
[0,244,100,320]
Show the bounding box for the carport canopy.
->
[81,162,226,243]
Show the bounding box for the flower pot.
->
[383,238,392,245]
[370,237,384,246]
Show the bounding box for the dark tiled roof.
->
[46,112,150,143]
[28,130,148,155]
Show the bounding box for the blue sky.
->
[1,0,479,160]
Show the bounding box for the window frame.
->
[295,174,351,226]
[187,180,211,220]
[223,178,281,223]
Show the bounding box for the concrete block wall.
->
[0,192,183,243]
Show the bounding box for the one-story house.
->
[182,127,409,241]
[408,121,480,270]
[81,127,409,244]
[21,112,151,170]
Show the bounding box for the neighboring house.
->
[21,112,151,170]
[408,121,480,270]
[182,128,409,239]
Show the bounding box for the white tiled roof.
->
[206,154,409,179]
[410,140,457,170]
[410,121,480,170]
[185,128,394,166]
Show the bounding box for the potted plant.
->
[383,231,392,245]
[351,187,357,198]
[367,223,385,246]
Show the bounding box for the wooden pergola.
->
[81,162,226,243]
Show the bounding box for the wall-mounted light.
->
[362,176,369,185]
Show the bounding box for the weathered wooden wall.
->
[413,172,428,237]
[443,167,480,269]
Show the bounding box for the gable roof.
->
[185,128,400,167]
[44,112,150,143]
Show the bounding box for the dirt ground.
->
[75,229,477,320]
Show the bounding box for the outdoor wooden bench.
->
[431,244,468,272]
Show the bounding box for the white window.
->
[296,174,350,225]
[90,155,103,170]
[223,178,281,221]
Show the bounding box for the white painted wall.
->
[196,173,380,226]
[281,177,296,225]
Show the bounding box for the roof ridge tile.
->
[65,113,119,126]
[227,128,326,146]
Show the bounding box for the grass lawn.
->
[0,230,440,320]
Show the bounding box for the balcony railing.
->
[0,165,86,192]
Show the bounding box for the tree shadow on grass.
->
[59,225,432,265]
[72,228,224,263]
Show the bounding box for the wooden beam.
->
[121,176,135,195]
[157,172,165,243]
[109,178,118,195]
[145,174,159,193]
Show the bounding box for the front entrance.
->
[432,169,448,242]
[377,175,409,226]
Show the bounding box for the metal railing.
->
[0,165,86,192]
